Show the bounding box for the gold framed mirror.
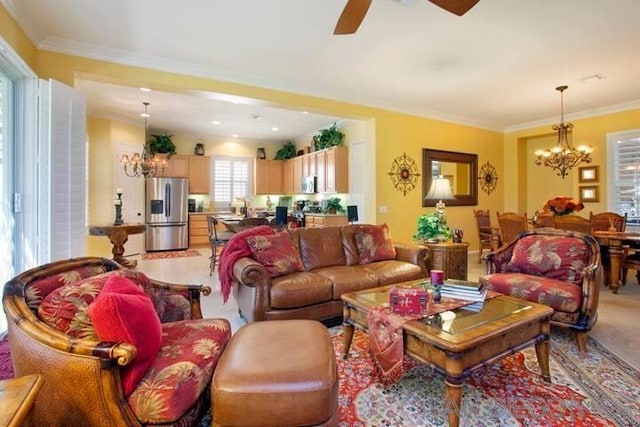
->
[422,149,478,207]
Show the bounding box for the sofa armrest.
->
[232,257,274,322]
[394,243,429,276]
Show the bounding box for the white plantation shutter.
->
[608,129,640,225]
[212,156,251,208]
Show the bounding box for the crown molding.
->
[504,100,640,133]
[0,0,43,45]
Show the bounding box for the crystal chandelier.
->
[120,102,167,178]
[534,85,593,179]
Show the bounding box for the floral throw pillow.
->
[246,232,305,278]
[355,223,397,264]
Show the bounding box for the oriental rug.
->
[141,249,202,260]
[3,328,639,426]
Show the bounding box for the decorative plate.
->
[478,161,498,195]
[388,153,420,196]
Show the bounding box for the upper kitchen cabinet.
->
[157,154,188,178]
[255,159,283,194]
[325,146,348,193]
[188,155,210,194]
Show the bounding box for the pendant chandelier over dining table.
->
[120,102,168,178]
[534,85,593,179]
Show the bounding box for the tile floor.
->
[135,247,640,370]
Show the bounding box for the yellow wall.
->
[0,5,36,67]
[504,108,640,218]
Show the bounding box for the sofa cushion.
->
[479,273,582,312]
[37,269,150,340]
[355,224,396,264]
[313,266,379,299]
[87,275,162,397]
[128,318,231,424]
[246,232,305,278]
[510,235,590,285]
[340,226,360,266]
[270,272,333,309]
[359,260,425,285]
[299,227,346,270]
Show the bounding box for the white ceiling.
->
[4,0,640,139]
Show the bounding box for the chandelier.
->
[534,85,593,179]
[120,102,167,178]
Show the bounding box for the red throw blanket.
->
[217,225,275,303]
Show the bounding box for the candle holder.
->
[114,190,123,225]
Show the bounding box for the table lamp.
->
[426,176,455,216]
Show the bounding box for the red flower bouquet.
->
[543,196,584,216]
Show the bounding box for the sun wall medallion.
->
[388,153,420,196]
[478,161,499,195]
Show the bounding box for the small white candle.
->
[116,188,123,195]
[114,199,121,206]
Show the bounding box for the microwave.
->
[302,176,317,194]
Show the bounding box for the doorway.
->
[115,142,146,255]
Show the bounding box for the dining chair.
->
[496,211,528,247]
[238,217,270,227]
[208,216,234,275]
[553,214,591,234]
[473,209,495,263]
[532,210,555,228]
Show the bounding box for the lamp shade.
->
[426,177,455,201]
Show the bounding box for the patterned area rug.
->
[333,327,640,426]
[141,249,202,260]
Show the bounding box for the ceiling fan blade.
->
[334,0,372,35]
[427,0,479,16]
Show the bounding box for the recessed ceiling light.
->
[302,111,309,114]
[212,121,221,125]
[272,127,279,131]
[232,134,239,138]
[139,87,151,92]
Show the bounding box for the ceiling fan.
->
[334,0,480,35]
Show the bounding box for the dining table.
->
[591,230,640,294]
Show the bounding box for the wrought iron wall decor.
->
[478,161,498,195]
[388,152,420,196]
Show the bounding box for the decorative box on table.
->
[390,285,428,315]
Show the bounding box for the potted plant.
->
[413,212,451,243]
[323,197,345,214]
[274,141,297,160]
[313,123,344,151]
[149,133,176,158]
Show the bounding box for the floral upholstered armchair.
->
[479,228,602,353]
[3,257,231,426]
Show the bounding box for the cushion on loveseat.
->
[313,265,379,298]
[359,260,425,285]
[247,232,305,278]
[88,275,162,397]
[270,272,333,308]
[479,273,582,312]
[298,227,346,270]
[509,235,591,285]
[128,318,232,424]
[355,223,397,264]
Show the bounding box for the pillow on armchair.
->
[88,274,162,396]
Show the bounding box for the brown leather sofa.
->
[231,225,429,323]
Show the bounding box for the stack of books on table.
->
[439,281,487,312]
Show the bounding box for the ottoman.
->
[211,319,338,427]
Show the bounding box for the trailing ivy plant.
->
[313,123,344,150]
[274,141,297,160]
[149,133,176,158]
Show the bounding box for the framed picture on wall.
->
[579,166,599,183]
[579,185,599,203]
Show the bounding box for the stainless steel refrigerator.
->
[145,177,189,251]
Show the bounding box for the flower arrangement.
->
[543,196,584,216]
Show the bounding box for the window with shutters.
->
[211,156,252,209]
[608,129,640,225]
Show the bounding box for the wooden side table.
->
[88,223,145,268]
[0,374,44,427]
[425,241,469,280]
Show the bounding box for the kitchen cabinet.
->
[325,146,348,193]
[304,214,348,228]
[188,155,210,194]
[188,213,210,247]
[255,160,283,194]
[315,150,327,193]
[158,154,188,178]
[282,160,294,194]
[292,156,303,194]
[425,242,469,281]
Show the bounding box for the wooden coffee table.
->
[341,282,553,427]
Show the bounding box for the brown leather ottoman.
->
[211,319,338,427]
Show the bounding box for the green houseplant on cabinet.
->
[274,141,297,160]
[323,197,345,214]
[313,123,344,150]
[413,212,451,243]
[149,133,177,158]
